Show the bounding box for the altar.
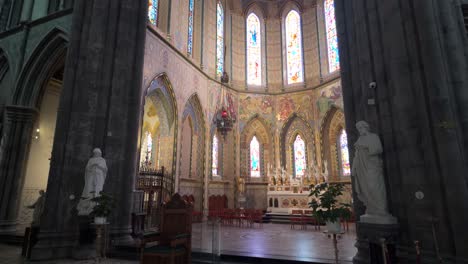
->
[267,168,325,214]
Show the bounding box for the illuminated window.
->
[187,0,194,55]
[246,13,261,86]
[216,1,224,76]
[212,135,219,175]
[339,129,350,176]
[293,135,306,177]
[285,10,304,84]
[325,0,340,72]
[250,136,260,177]
[148,0,159,26]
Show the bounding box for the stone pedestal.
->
[353,222,399,264]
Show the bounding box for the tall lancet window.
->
[246,13,261,86]
[339,129,350,176]
[250,136,260,177]
[216,1,224,76]
[325,0,340,72]
[212,135,219,175]
[144,132,153,164]
[285,10,304,84]
[148,0,159,26]
[293,135,306,177]
[187,0,194,55]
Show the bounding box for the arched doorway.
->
[137,73,178,228]
[0,29,68,234]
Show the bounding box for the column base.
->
[29,231,77,260]
[353,221,399,264]
[0,220,17,235]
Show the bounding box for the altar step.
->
[263,213,323,225]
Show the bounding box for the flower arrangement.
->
[308,182,351,223]
[90,191,115,218]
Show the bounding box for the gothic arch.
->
[178,93,205,211]
[13,28,69,108]
[240,115,272,178]
[320,106,346,181]
[280,113,315,176]
[140,73,178,177]
[278,0,304,18]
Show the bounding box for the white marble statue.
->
[27,190,46,226]
[352,121,396,224]
[77,148,108,216]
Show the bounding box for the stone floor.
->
[192,222,357,263]
[0,222,356,263]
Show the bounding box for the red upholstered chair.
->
[304,210,320,231]
[140,193,192,264]
[290,210,306,230]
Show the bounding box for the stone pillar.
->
[0,106,37,234]
[335,0,468,262]
[30,0,147,260]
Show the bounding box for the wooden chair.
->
[290,210,305,229]
[304,210,320,231]
[140,193,192,264]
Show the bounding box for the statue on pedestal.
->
[27,190,46,227]
[352,121,397,224]
[77,148,108,216]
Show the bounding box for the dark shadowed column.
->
[335,0,468,263]
[30,0,147,259]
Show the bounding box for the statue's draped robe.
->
[352,133,388,215]
[77,157,108,215]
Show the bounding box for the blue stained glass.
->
[216,1,224,76]
[212,135,218,175]
[187,0,194,55]
[293,135,306,177]
[285,10,304,84]
[250,136,260,177]
[325,0,340,72]
[148,0,159,26]
[339,130,350,176]
[247,13,261,85]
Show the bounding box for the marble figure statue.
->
[77,148,108,216]
[352,121,397,224]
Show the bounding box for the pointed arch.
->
[320,106,346,181]
[280,113,315,176]
[140,73,178,176]
[241,115,272,178]
[281,2,304,86]
[13,28,69,108]
[178,93,206,211]
[245,3,266,88]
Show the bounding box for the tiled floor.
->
[192,222,357,263]
[0,222,356,263]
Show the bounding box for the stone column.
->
[335,0,468,262]
[30,0,147,260]
[0,106,37,234]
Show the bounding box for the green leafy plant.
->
[90,191,115,218]
[308,182,351,223]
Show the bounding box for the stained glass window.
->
[216,1,224,76]
[246,13,261,85]
[148,0,159,26]
[212,135,219,175]
[293,135,306,177]
[285,10,304,84]
[145,132,153,164]
[339,129,350,176]
[250,136,260,177]
[325,0,340,72]
[187,0,194,56]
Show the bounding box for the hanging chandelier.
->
[214,85,236,140]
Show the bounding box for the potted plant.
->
[308,182,351,233]
[90,191,115,224]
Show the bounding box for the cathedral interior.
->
[0,0,467,263]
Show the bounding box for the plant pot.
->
[94,216,106,225]
[325,220,341,233]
